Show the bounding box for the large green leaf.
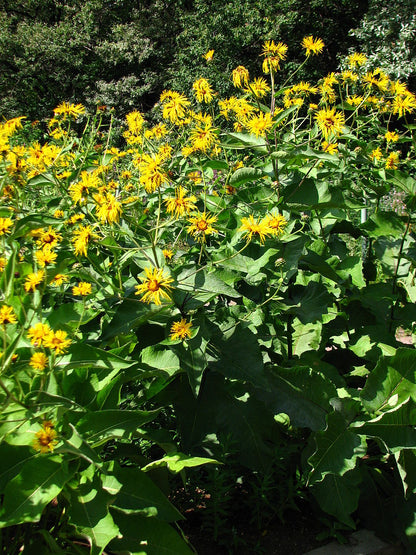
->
[0,456,73,526]
[101,299,166,340]
[67,468,119,555]
[107,464,183,521]
[57,343,134,372]
[360,348,416,414]
[259,366,336,431]
[76,409,160,446]
[177,268,240,301]
[352,397,416,452]
[395,449,416,498]
[108,510,194,555]
[311,469,361,528]
[142,452,218,474]
[0,443,35,493]
[229,166,268,186]
[141,344,181,374]
[171,334,209,396]
[307,411,366,484]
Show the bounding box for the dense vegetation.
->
[1,2,416,554]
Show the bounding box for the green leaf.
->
[76,409,160,446]
[281,281,334,323]
[0,443,35,493]
[311,469,361,528]
[177,268,240,301]
[101,299,166,340]
[360,348,416,414]
[142,452,218,474]
[57,343,134,372]
[0,456,73,526]
[46,302,97,328]
[307,411,366,484]
[67,469,119,555]
[361,211,406,238]
[229,166,267,186]
[395,449,416,498]
[108,464,183,521]
[108,510,194,554]
[260,366,336,431]
[171,334,209,396]
[141,344,181,374]
[352,397,416,452]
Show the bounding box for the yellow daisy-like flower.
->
[246,77,271,99]
[126,110,145,135]
[189,119,218,153]
[245,112,273,137]
[24,270,45,293]
[232,66,250,88]
[385,131,399,143]
[35,245,57,268]
[314,108,345,139]
[347,52,367,68]
[135,267,173,305]
[37,227,62,249]
[163,249,174,260]
[302,36,325,56]
[264,212,288,236]
[33,422,58,453]
[138,152,169,193]
[0,305,17,325]
[385,152,400,170]
[187,211,217,242]
[72,282,92,296]
[53,102,85,119]
[72,225,98,257]
[203,49,214,62]
[27,322,52,347]
[30,352,48,371]
[53,209,64,218]
[261,41,288,73]
[322,141,338,155]
[94,192,123,224]
[193,78,214,103]
[43,329,72,355]
[165,187,197,219]
[0,217,13,235]
[50,273,68,287]
[170,318,193,341]
[0,257,6,272]
[240,215,271,244]
[370,147,383,162]
[392,92,416,118]
[160,91,191,124]
[69,171,100,205]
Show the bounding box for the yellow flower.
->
[163,249,174,260]
[392,92,416,117]
[0,257,6,272]
[261,40,288,73]
[28,322,52,347]
[314,108,345,139]
[54,209,64,218]
[69,171,100,204]
[245,112,273,137]
[0,217,13,235]
[187,211,217,242]
[264,212,287,236]
[203,49,214,62]
[170,318,193,341]
[72,282,92,296]
[138,152,169,193]
[94,192,123,224]
[30,352,48,371]
[126,110,145,135]
[347,52,367,68]
[302,36,325,56]
[322,141,338,155]
[385,152,400,170]
[370,147,382,162]
[160,91,191,123]
[135,267,173,305]
[43,329,72,355]
[189,119,218,153]
[246,77,271,98]
[35,245,57,268]
[385,131,399,143]
[0,305,17,325]
[193,78,214,103]
[50,273,68,286]
[240,215,271,244]
[33,422,58,453]
[37,227,62,249]
[232,66,250,88]
[24,270,45,293]
[165,187,197,219]
[53,102,85,119]
[72,225,98,257]
[187,171,202,184]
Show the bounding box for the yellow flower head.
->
[240,215,271,244]
[43,329,72,355]
[160,91,191,123]
[189,119,218,153]
[94,192,123,224]
[72,282,92,296]
[163,249,174,260]
[385,131,399,143]
[138,152,169,193]
[135,267,173,305]
[302,36,325,56]
[53,102,85,119]
[261,40,288,72]
[322,141,338,155]
[0,217,13,236]
[370,147,382,162]
[193,78,214,103]
[245,112,273,137]
[30,352,48,371]
[50,273,68,287]
[35,245,57,268]
[385,152,400,170]
[28,322,52,347]
[187,211,217,242]
[72,225,98,257]
[170,318,193,341]
[347,52,367,68]
[264,212,288,236]
[315,107,345,139]
[203,49,214,62]
[33,421,58,453]
[24,270,45,293]
[37,227,62,249]
[232,66,250,88]
[246,77,271,99]
[126,110,145,135]
[165,187,197,219]
[0,305,17,326]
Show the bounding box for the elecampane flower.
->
[0,305,17,325]
[30,352,48,371]
[135,267,173,305]
[0,217,13,235]
[170,319,193,341]
[165,187,197,219]
[33,422,58,453]
[187,211,217,242]
[72,282,92,296]
[302,36,325,56]
[240,215,271,244]
[43,330,72,355]
[315,108,345,139]
[28,322,52,346]
[24,270,45,293]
